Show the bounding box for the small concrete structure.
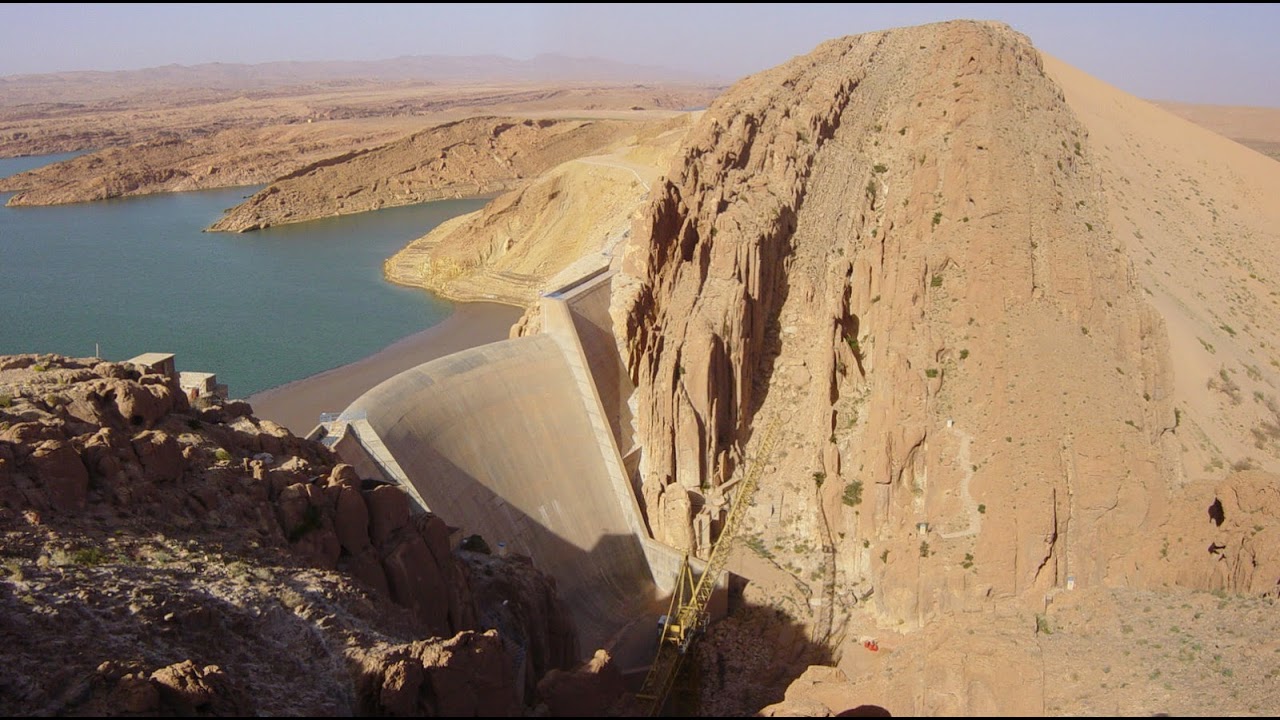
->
[127,352,176,379]
[127,353,229,400]
[179,371,228,401]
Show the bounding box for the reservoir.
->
[0,154,486,397]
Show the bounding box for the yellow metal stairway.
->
[634,419,780,716]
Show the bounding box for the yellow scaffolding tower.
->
[634,419,780,716]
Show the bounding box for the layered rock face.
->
[0,354,576,715]
[208,116,640,232]
[615,20,1181,630]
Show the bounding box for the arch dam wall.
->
[328,270,698,659]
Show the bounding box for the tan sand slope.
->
[1045,55,1280,480]
[384,115,694,306]
[208,116,647,232]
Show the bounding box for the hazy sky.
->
[2,3,1277,106]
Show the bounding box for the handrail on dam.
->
[635,417,781,716]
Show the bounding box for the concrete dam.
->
[315,270,693,658]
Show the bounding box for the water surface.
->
[0,155,484,396]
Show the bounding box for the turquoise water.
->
[0,154,485,396]
[0,151,88,176]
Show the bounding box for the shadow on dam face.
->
[343,334,661,658]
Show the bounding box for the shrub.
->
[744,534,773,559]
[0,393,11,408]
[1036,613,1054,635]
[977,503,986,514]
[930,274,943,288]
[73,547,107,566]
[925,368,939,379]
[873,163,888,174]
[842,481,863,506]
[961,552,974,569]
[213,448,232,464]
[932,212,942,226]
[919,541,931,558]
[812,471,826,487]
[959,349,970,360]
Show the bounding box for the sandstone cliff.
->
[208,116,643,232]
[0,122,410,206]
[611,20,1279,714]
[385,115,693,306]
[0,353,578,715]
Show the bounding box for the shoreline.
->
[248,301,524,435]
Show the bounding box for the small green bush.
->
[977,503,986,514]
[0,393,11,408]
[1036,614,1054,634]
[842,481,863,507]
[932,212,942,227]
[873,163,888,174]
[919,541,931,558]
[213,448,232,464]
[925,368,939,379]
[73,547,107,566]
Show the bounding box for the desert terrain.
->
[3,20,1279,717]
[1157,101,1280,161]
[0,58,719,206]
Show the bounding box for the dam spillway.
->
[323,271,687,657]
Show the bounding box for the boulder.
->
[28,440,89,512]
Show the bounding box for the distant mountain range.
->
[0,54,715,106]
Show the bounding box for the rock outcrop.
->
[611,18,1280,715]
[617,19,1176,614]
[207,116,643,232]
[0,353,578,715]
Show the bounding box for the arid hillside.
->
[610,19,1280,714]
[385,115,695,306]
[207,116,648,232]
[0,121,410,205]
[0,79,718,206]
[1046,58,1280,482]
[0,353,606,715]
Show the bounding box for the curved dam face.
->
[343,330,658,655]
